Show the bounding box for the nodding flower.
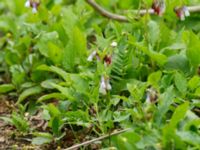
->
[99,76,112,95]
[25,0,40,13]
[174,6,190,21]
[152,0,166,16]
[25,0,31,7]
[103,55,112,66]
[146,86,158,104]
[87,51,100,62]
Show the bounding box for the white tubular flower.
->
[180,13,185,21]
[99,76,112,95]
[99,76,107,95]
[146,93,151,104]
[32,7,38,13]
[25,0,31,8]
[111,41,118,48]
[87,51,97,62]
[145,87,158,104]
[106,79,112,90]
[183,6,190,17]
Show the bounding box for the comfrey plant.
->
[25,0,40,13]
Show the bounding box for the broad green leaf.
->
[17,86,43,104]
[154,86,175,125]
[37,32,59,57]
[50,83,75,101]
[165,54,190,74]
[41,79,61,89]
[174,72,187,94]
[45,103,61,117]
[177,131,200,145]
[63,27,87,71]
[37,93,66,103]
[37,65,70,81]
[32,136,52,145]
[148,71,162,87]
[0,84,15,93]
[147,21,160,46]
[169,102,189,128]
[188,76,200,91]
[186,32,200,67]
[133,43,167,66]
[47,42,63,64]
[111,130,141,150]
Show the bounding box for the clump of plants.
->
[0,0,200,149]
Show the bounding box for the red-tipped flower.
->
[152,0,166,16]
[25,0,40,13]
[174,6,190,21]
[103,55,112,66]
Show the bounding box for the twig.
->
[85,0,200,22]
[85,0,128,22]
[63,128,131,150]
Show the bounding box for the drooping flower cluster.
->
[103,55,112,66]
[174,6,190,21]
[146,86,158,104]
[99,76,112,95]
[25,0,40,13]
[152,0,166,16]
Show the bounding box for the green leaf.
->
[174,72,187,94]
[63,27,87,71]
[188,76,200,91]
[176,131,200,145]
[154,86,175,125]
[0,84,15,94]
[169,102,189,128]
[0,116,13,124]
[111,130,141,150]
[17,86,43,104]
[147,21,160,46]
[37,93,66,103]
[32,136,53,145]
[186,32,200,67]
[37,65,70,81]
[133,43,167,66]
[52,116,61,136]
[50,83,75,101]
[165,54,190,74]
[37,31,60,57]
[47,42,63,64]
[147,71,162,87]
